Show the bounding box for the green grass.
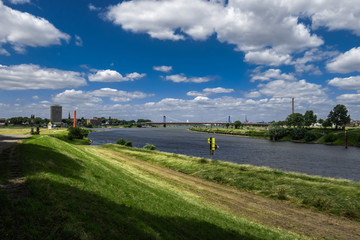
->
[0,135,301,240]
[102,144,360,221]
[190,127,268,138]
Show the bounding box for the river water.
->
[88,127,360,182]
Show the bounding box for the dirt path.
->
[0,134,30,201]
[97,148,360,240]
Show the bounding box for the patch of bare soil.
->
[98,148,360,240]
[0,143,30,201]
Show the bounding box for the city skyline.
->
[1,0,360,122]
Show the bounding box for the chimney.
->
[292,98,294,114]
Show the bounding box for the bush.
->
[143,143,156,150]
[125,141,133,147]
[116,138,126,145]
[268,126,288,141]
[324,133,337,143]
[291,128,307,140]
[68,127,89,140]
[304,131,317,142]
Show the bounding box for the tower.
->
[50,105,62,123]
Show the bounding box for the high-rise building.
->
[50,105,62,123]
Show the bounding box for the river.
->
[88,127,360,182]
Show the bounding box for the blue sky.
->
[1,0,360,122]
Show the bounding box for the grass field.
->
[0,128,67,135]
[1,134,360,239]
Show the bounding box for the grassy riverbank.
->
[0,135,301,239]
[190,127,360,147]
[1,133,360,239]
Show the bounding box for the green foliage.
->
[304,131,317,142]
[324,133,337,143]
[327,104,351,129]
[116,138,126,145]
[304,110,317,127]
[233,120,242,129]
[67,126,89,140]
[143,143,157,150]
[125,141,133,147]
[268,126,288,141]
[286,113,304,127]
[277,187,288,200]
[291,128,307,140]
[322,118,332,128]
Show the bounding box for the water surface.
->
[88,127,360,181]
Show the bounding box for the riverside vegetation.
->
[1,129,360,239]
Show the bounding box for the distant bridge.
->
[142,122,270,127]
[142,116,270,127]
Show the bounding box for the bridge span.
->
[142,122,270,127]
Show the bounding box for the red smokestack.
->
[73,110,76,127]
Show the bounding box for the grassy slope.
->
[102,144,360,221]
[0,135,300,240]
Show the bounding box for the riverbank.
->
[1,133,360,239]
[189,127,360,147]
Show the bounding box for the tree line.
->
[273,104,351,129]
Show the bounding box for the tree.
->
[322,118,332,128]
[303,110,317,128]
[286,113,304,128]
[233,120,242,129]
[327,104,351,129]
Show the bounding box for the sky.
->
[1,0,360,122]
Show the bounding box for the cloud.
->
[105,0,323,56]
[256,79,330,106]
[88,3,100,11]
[336,93,360,105]
[7,0,30,4]
[251,69,296,82]
[328,76,360,90]
[327,47,360,73]
[32,96,39,100]
[244,50,292,66]
[0,1,70,54]
[53,88,153,104]
[53,89,102,104]
[88,69,146,82]
[75,35,83,46]
[91,88,154,102]
[187,87,234,96]
[165,74,212,83]
[0,64,87,90]
[153,65,173,73]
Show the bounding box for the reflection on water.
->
[88,127,360,182]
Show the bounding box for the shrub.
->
[125,141,133,147]
[277,187,288,200]
[304,131,317,142]
[116,138,126,145]
[291,128,307,140]
[324,133,337,143]
[143,143,156,150]
[68,127,89,140]
[267,126,288,141]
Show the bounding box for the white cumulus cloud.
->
[328,76,360,90]
[187,87,234,96]
[251,69,296,82]
[0,1,70,54]
[165,74,212,83]
[327,47,360,73]
[0,64,87,90]
[88,69,146,82]
[153,65,173,72]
